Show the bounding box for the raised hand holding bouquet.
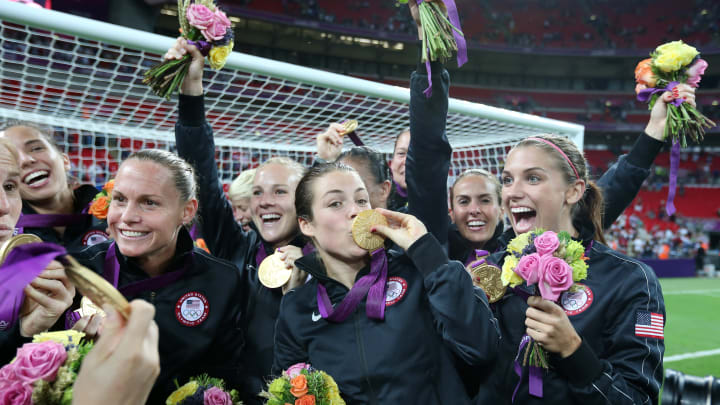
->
[144,0,233,99]
[635,41,715,215]
[401,0,467,97]
[0,330,92,405]
[260,363,345,405]
[500,229,589,399]
[166,374,241,405]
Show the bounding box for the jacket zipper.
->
[150,291,156,304]
[354,311,378,405]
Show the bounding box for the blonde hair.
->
[228,169,256,201]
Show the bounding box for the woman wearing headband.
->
[478,134,664,404]
[72,149,243,403]
[272,163,499,404]
[0,121,111,251]
[166,39,310,404]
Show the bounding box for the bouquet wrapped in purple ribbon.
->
[143,0,234,100]
[634,41,715,215]
[400,0,467,97]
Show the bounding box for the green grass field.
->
[662,277,720,377]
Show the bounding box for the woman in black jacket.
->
[167,39,309,404]
[0,120,110,251]
[272,163,499,404]
[73,149,243,404]
[481,134,665,404]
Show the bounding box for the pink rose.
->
[514,253,541,285]
[186,4,214,30]
[0,380,32,405]
[12,341,67,384]
[0,363,18,385]
[201,10,231,42]
[285,363,310,378]
[204,386,232,405]
[534,231,559,256]
[686,59,708,88]
[537,256,573,301]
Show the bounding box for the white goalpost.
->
[0,1,583,188]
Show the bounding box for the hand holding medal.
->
[258,246,308,293]
[362,208,428,252]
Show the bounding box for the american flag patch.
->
[635,311,664,339]
[185,299,201,310]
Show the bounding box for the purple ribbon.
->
[0,242,67,331]
[417,0,467,98]
[512,334,544,402]
[187,40,211,56]
[637,81,684,107]
[666,141,680,216]
[102,242,191,296]
[393,180,407,198]
[346,131,365,147]
[465,249,489,268]
[316,248,388,322]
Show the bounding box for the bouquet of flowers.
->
[144,0,234,100]
[0,330,93,405]
[500,229,588,397]
[634,40,714,147]
[398,0,467,96]
[260,363,345,405]
[166,374,241,405]
[88,179,113,220]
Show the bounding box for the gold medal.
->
[64,256,130,319]
[351,210,388,251]
[258,252,293,289]
[341,119,359,135]
[79,296,106,317]
[468,263,506,303]
[0,234,42,264]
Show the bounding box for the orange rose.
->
[104,179,114,194]
[634,58,657,87]
[89,196,109,219]
[194,238,210,253]
[289,375,308,398]
[295,395,315,405]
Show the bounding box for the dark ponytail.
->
[577,181,605,244]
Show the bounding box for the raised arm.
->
[406,2,452,247]
[168,39,252,260]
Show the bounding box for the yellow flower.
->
[570,259,589,282]
[565,241,585,262]
[268,377,289,397]
[320,372,346,405]
[32,330,86,346]
[166,381,199,405]
[507,232,531,255]
[501,255,523,287]
[654,40,698,72]
[208,41,233,70]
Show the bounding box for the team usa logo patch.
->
[385,277,407,307]
[82,230,109,246]
[175,292,209,327]
[560,284,593,316]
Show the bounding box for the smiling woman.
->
[0,120,111,252]
[0,137,75,365]
[71,149,244,404]
[167,38,310,404]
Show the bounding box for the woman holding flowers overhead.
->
[476,134,665,404]
[272,163,499,404]
[166,35,309,404]
[0,121,111,252]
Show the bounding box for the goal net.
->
[0,1,583,189]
